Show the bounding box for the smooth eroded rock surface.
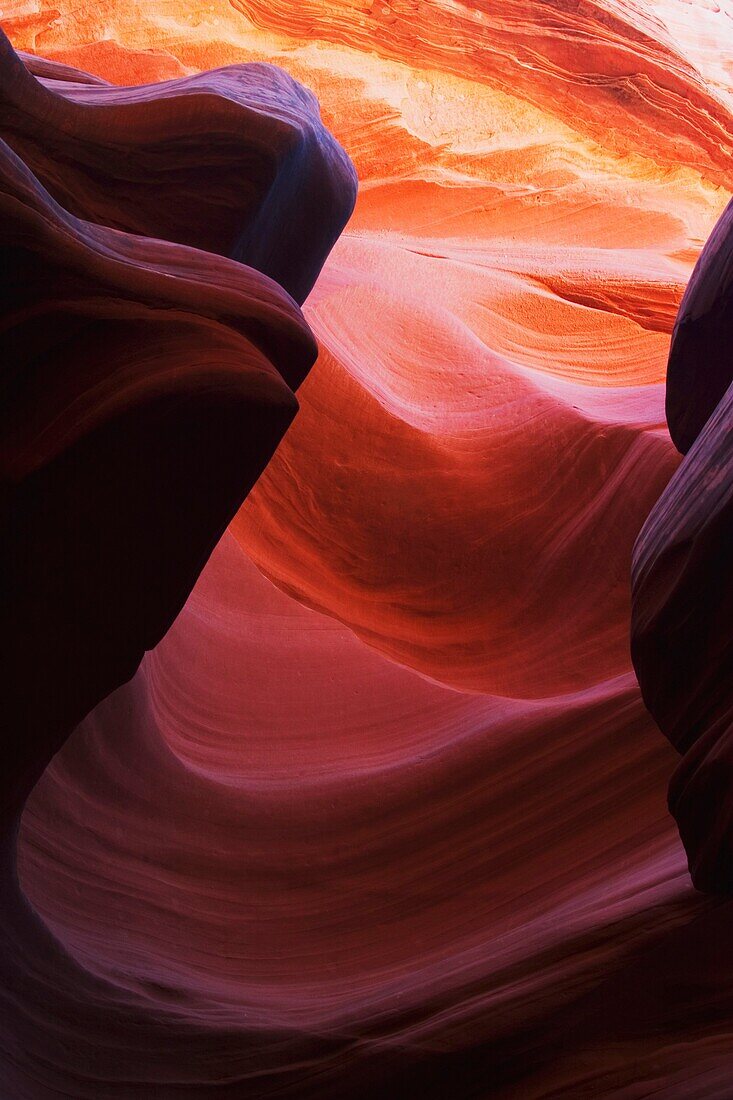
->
[5,3,733,1096]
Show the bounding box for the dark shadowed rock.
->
[666,198,733,455]
[633,192,733,891]
[0,30,356,1093]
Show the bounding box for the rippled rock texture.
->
[4,1,733,1097]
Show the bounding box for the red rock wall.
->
[3,2,733,1096]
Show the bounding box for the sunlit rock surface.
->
[3,0,733,1096]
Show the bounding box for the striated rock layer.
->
[4,1,733,1097]
[0,27,356,304]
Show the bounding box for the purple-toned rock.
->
[0,28,356,304]
[633,197,733,889]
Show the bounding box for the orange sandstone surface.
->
[6,1,733,1096]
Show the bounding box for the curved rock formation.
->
[15,533,697,1098]
[5,4,733,1098]
[234,240,678,696]
[0,27,357,303]
[0,129,317,815]
[1,35,355,1099]
[1,24,357,801]
[633,380,733,892]
[666,198,733,454]
[633,200,733,893]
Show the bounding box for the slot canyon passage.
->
[3,0,733,1095]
